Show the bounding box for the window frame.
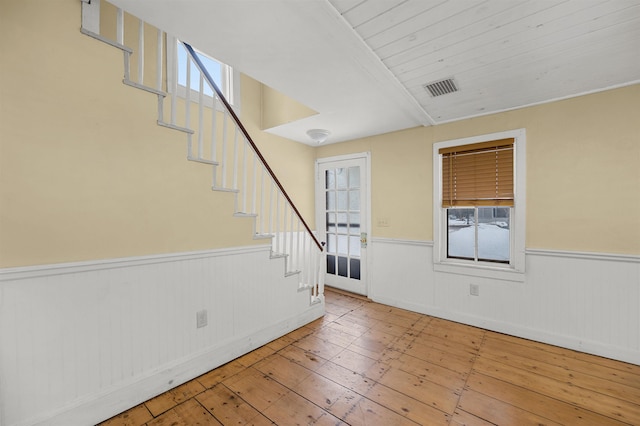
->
[166,36,240,111]
[433,129,526,281]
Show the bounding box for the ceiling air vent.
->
[423,78,458,97]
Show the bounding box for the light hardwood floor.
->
[100,289,640,425]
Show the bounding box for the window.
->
[168,37,239,108]
[433,130,526,279]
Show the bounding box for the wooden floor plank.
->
[466,371,629,426]
[144,380,206,417]
[487,331,640,375]
[276,344,329,371]
[324,317,371,338]
[261,391,343,425]
[195,384,274,426]
[482,336,640,388]
[221,367,289,412]
[387,352,468,393]
[293,333,346,361]
[254,353,314,389]
[342,396,421,426]
[291,370,362,420]
[364,382,451,426]
[196,359,245,389]
[330,348,378,375]
[98,403,153,426]
[458,388,564,426]
[402,339,476,374]
[315,360,377,396]
[146,399,222,426]
[313,324,362,348]
[473,356,640,424]
[449,409,496,426]
[479,343,640,404]
[375,365,460,414]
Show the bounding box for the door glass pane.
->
[349,213,360,234]
[349,258,360,280]
[326,191,335,210]
[336,168,347,189]
[337,191,348,210]
[348,166,360,188]
[337,256,348,277]
[349,236,361,256]
[349,190,360,211]
[326,213,336,232]
[327,234,336,254]
[337,235,348,255]
[327,255,336,275]
[336,212,348,233]
[325,170,335,189]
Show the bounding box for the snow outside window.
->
[447,207,510,263]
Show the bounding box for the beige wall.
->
[1,1,638,269]
[315,127,433,241]
[260,84,317,130]
[240,76,318,225]
[0,0,313,268]
[317,85,640,255]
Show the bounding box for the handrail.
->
[182,42,323,252]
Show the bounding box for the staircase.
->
[80,0,324,304]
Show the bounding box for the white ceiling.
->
[109,0,640,145]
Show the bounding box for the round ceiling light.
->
[306,129,331,144]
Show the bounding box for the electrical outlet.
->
[377,217,390,227]
[470,284,480,296]
[196,309,208,328]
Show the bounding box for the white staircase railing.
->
[80,0,324,303]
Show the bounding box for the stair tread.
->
[157,121,195,134]
[212,187,239,193]
[123,79,167,97]
[188,157,219,166]
[254,233,274,240]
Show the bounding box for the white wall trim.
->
[370,237,640,264]
[371,237,433,247]
[0,244,271,282]
[525,248,640,263]
[371,237,640,263]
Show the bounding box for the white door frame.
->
[315,152,371,296]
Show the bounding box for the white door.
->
[316,154,369,296]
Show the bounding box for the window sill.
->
[433,260,525,282]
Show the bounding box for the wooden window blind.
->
[440,138,514,207]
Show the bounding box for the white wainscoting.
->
[0,245,324,426]
[370,237,640,366]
